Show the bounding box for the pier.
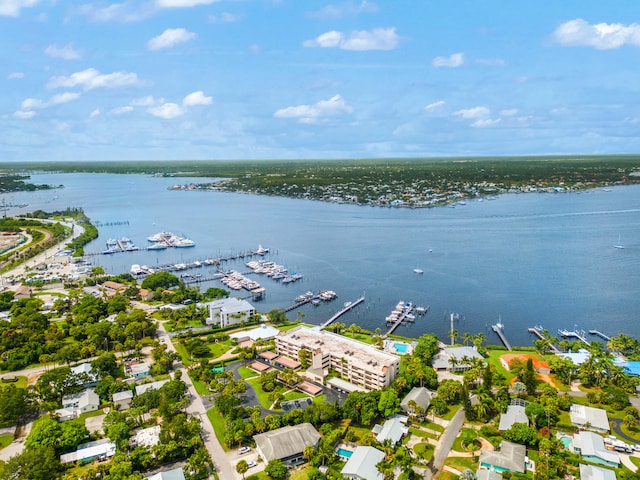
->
[319,296,365,328]
[385,301,417,335]
[589,329,611,341]
[527,326,561,353]
[558,328,590,346]
[491,322,512,351]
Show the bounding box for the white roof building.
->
[204,298,256,327]
[254,423,320,468]
[70,363,98,385]
[341,446,385,480]
[579,464,617,480]
[56,389,100,420]
[573,431,619,467]
[230,324,280,342]
[131,425,161,448]
[146,467,186,480]
[432,346,484,371]
[570,404,610,432]
[135,380,168,396]
[498,405,529,431]
[60,439,116,464]
[372,415,409,445]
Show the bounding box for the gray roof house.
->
[70,363,99,387]
[135,380,168,396]
[341,446,385,480]
[400,387,433,418]
[112,390,134,410]
[372,415,409,445]
[432,346,484,372]
[254,423,320,467]
[476,470,503,480]
[479,441,526,474]
[56,389,100,421]
[579,464,617,480]
[572,431,619,467]
[570,404,610,432]
[146,467,186,480]
[498,405,529,431]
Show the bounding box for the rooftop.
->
[254,423,320,462]
[341,446,385,480]
[479,441,526,473]
[579,464,617,480]
[498,405,529,431]
[570,404,610,431]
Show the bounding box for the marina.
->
[589,329,611,341]
[319,295,366,328]
[527,326,561,354]
[558,327,591,346]
[281,290,338,312]
[386,301,421,335]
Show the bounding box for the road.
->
[157,322,235,480]
[424,407,466,480]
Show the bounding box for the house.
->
[13,286,32,300]
[341,446,385,480]
[135,380,168,396]
[372,415,409,445]
[498,405,529,431]
[276,326,400,390]
[146,468,185,480]
[131,425,161,448]
[478,441,526,474]
[579,464,617,480]
[572,431,619,467]
[112,390,134,410]
[204,298,255,327]
[128,362,151,379]
[56,389,100,421]
[230,324,280,342]
[60,439,116,464]
[432,346,484,372]
[476,470,503,480]
[570,404,610,432]
[400,387,433,418]
[254,423,320,467]
[70,363,99,387]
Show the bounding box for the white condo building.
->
[275,326,400,391]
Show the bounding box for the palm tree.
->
[236,459,249,479]
[462,332,472,346]
[303,445,316,463]
[449,329,458,346]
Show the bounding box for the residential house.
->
[128,362,151,379]
[372,415,409,446]
[478,441,526,474]
[135,380,168,396]
[572,431,619,467]
[60,439,116,465]
[204,298,255,327]
[498,405,529,431]
[341,446,385,480]
[146,468,185,480]
[570,404,610,432]
[432,346,484,372]
[253,423,320,468]
[112,390,134,410]
[56,389,100,421]
[400,387,433,419]
[131,425,161,448]
[70,363,99,388]
[579,464,617,480]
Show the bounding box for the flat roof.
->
[274,355,301,369]
[250,361,271,372]
[298,381,323,396]
[327,377,367,393]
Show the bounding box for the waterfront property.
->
[432,346,484,372]
[569,404,610,433]
[229,323,279,342]
[253,423,321,468]
[275,326,400,390]
[478,441,526,474]
[572,431,620,467]
[203,298,256,327]
[341,446,385,480]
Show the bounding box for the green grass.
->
[206,407,229,451]
[420,421,445,433]
[620,423,640,442]
[173,342,195,366]
[283,390,309,401]
[247,378,283,409]
[444,455,478,472]
[413,442,435,462]
[238,366,259,379]
[312,394,327,405]
[629,455,640,469]
[276,322,302,332]
[484,349,517,384]
[0,433,14,450]
[208,341,233,359]
[452,428,479,452]
[78,408,106,420]
[162,318,206,332]
[189,372,211,396]
[441,404,461,421]
[0,375,27,389]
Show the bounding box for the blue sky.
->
[2,1,640,161]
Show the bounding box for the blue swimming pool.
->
[560,436,571,449]
[337,448,353,458]
[394,343,409,353]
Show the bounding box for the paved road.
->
[424,407,466,480]
[157,322,235,480]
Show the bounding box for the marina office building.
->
[275,326,400,391]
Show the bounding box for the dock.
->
[589,329,611,341]
[385,301,418,335]
[527,326,561,353]
[491,322,512,351]
[558,328,590,346]
[319,296,365,328]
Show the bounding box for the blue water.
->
[622,361,640,376]
[560,436,572,449]
[7,173,640,346]
[337,448,353,458]
[394,343,409,353]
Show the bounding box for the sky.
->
[2,0,640,161]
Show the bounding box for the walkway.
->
[424,407,466,480]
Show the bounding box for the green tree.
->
[0,385,30,426]
[265,459,288,479]
[0,446,62,480]
[141,271,181,291]
[236,459,249,479]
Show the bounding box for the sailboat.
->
[413,262,424,274]
[613,235,625,249]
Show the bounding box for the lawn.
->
[238,366,260,379]
[206,407,229,451]
[188,371,211,396]
[208,340,234,359]
[413,442,435,462]
[162,318,206,332]
[0,375,27,389]
[444,455,478,473]
[283,390,310,401]
[0,433,13,450]
[247,378,283,409]
[452,428,478,453]
[312,394,327,405]
[441,404,462,421]
[484,349,517,384]
[173,342,195,366]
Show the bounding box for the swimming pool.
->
[336,448,353,458]
[394,343,409,353]
[560,436,571,449]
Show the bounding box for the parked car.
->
[238,447,251,454]
[247,461,257,468]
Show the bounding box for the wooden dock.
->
[491,323,512,351]
[589,329,611,341]
[558,328,590,346]
[386,301,418,335]
[319,296,365,328]
[527,326,561,353]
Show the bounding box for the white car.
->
[247,461,257,468]
[238,447,251,454]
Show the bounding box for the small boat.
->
[413,268,424,274]
[147,242,168,250]
[174,238,195,248]
[613,235,625,249]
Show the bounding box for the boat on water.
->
[106,238,117,247]
[130,264,143,275]
[413,267,424,274]
[174,238,195,248]
[613,235,625,249]
[147,242,169,250]
[147,231,173,242]
[256,244,269,255]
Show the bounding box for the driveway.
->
[424,407,465,480]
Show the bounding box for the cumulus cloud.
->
[110,106,134,115]
[472,118,501,128]
[274,94,353,123]
[183,91,212,107]
[432,52,464,68]
[90,109,101,118]
[13,110,37,119]
[149,102,186,119]
[552,18,640,49]
[303,27,399,51]
[208,12,241,23]
[47,68,139,90]
[21,92,80,111]
[78,2,156,22]
[425,100,445,111]
[147,28,197,50]
[44,43,82,60]
[156,0,218,7]
[0,0,39,17]
[309,1,378,20]
[7,71,25,79]
[455,106,490,119]
[130,95,162,107]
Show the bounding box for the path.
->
[425,407,466,480]
[611,418,640,445]
[0,421,33,462]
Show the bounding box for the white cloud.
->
[13,110,36,119]
[147,28,197,50]
[500,108,518,116]
[472,118,501,128]
[303,27,399,51]
[425,100,445,111]
[274,94,353,123]
[47,68,139,90]
[455,106,490,119]
[432,52,464,68]
[21,98,44,110]
[19,92,80,112]
[149,102,186,119]
[7,71,25,79]
[208,12,241,23]
[49,92,81,105]
[182,91,212,107]
[110,106,134,115]
[78,2,156,22]
[552,18,640,50]
[130,95,162,107]
[156,0,218,7]
[476,57,507,66]
[309,1,378,20]
[90,109,101,118]
[0,0,39,17]
[44,43,82,60]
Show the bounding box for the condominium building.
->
[275,326,400,390]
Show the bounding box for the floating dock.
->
[385,301,418,335]
[527,326,561,353]
[558,328,590,346]
[319,295,365,328]
[491,322,512,351]
[589,329,611,341]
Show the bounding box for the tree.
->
[267,309,288,324]
[236,459,249,479]
[460,469,477,480]
[141,271,180,290]
[0,446,62,480]
[265,459,288,479]
[0,385,30,426]
[378,389,400,417]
